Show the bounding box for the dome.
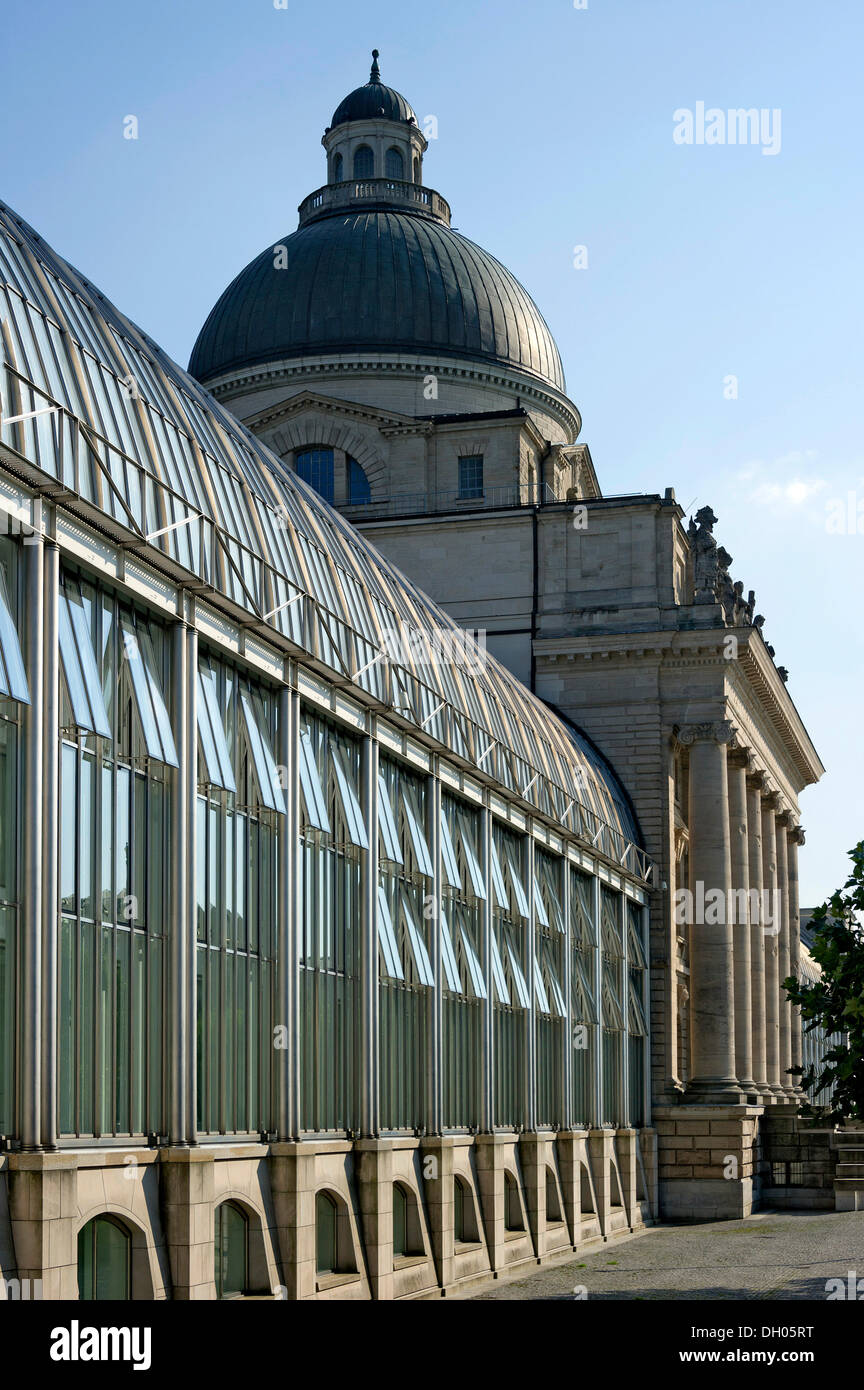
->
[189,209,566,392]
[329,49,417,129]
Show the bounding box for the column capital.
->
[790,825,806,847]
[746,766,768,791]
[761,788,782,812]
[727,745,754,772]
[776,808,794,829]
[674,719,736,748]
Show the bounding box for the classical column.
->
[787,826,806,1098]
[760,793,783,1097]
[360,723,380,1138]
[41,540,60,1149]
[746,773,770,1100]
[276,684,299,1140]
[775,811,795,1098]
[168,619,190,1146]
[727,749,756,1096]
[678,722,741,1102]
[21,535,44,1150]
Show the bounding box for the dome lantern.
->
[322,49,426,187]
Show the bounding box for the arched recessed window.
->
[215,1201,248,1299]
[353,145,374,179]
[347,457,371,505]
[77,1215,131,1300]
[385,147,404,181]
[296,448,335,504]
[393,1183,408,1258]
[332,152,343,184]
[316,1190,338,1273]
[454,1175,478,1244]
[504,1171,524,1231]
[546,1167,563,1223]
[413,156,420,183]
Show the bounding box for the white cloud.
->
[751,477,826,506]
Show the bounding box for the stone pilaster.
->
[760,794,783,1096]
[775,812,795,1098]
[677,721,741,1102]
[268,1143,317,1300]
[728,750,756,1095]
[746,773,770,1100]
[355,1140,394,1301]
[160,1148,216,1300]
[419,1137,457,1290]
[7,1153,77,1300]
[787,827,806,1098]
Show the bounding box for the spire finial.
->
[370,48,380,83]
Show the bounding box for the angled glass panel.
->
[298,729,329,831]
[330,744,366,848]
[533,874,550,928]
[67,591,111,737]
[627,909,647,968]
[457,813,486,900]
[0,562,29,703]
[573,951,597,1023]
[378,775,403,864]
[504,843,530,919]
[533,952,550,1014]
[58,591,92,730]
[377,884,404,981]
[401,892,434,986]
[544,943,566,1017]
[239,687,285,814]
[119,616,177,765]
[197,666,236,792]
[401,784,434,877]
[504,927,530,1009]
[628,982,647,1037]
[439,811,461,890]
[489,930,509,1005]
[489,839,509,911]
[459,917,487,1000]
[137,623,179,766]
[439,908,462,993]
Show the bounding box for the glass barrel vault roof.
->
[0,198,644,875]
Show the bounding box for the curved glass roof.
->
[0,198,645,875]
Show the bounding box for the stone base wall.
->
[655,1104,763,1221]
[0,1128,655,1301]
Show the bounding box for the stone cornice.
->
[202,352,582,439]
[240,389,421,437]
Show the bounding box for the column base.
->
[685,1080,744,1105]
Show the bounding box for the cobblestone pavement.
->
[465,1209,864,1300]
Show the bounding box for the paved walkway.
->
[466,1209,864,1300]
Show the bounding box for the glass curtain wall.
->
[569,868,597,1126]
[492,823,530,1128]
[627,900,648,1126]
[196,659,279,1136]
[440,794,485,1129]
[600,886,625,1126]
[534,849,566,1127]
[298,709,363,1133]
[58,572,171,1138]
[378,757,433,1131]
[0,538,22,1132]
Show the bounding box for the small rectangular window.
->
[457,813,486,900]
[298,728,329,831]
[120,614,178,766]
[439,908,462,993]
[197,663,236,792]
[458,455,484,500]
[490,930,509,1005]
[330,743,366,847]
[440,813,462,890]
[490,838,509,911]
[459,917,487,1000]
[377,885,404,980]
[59,582,111,736]
[378,774,403,864]
[0,561,29,704]
[400,892,434,986]
[401,783,434,877]
[239,686,285,814]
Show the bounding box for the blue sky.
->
[3,0,861,906]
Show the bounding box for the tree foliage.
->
[784,841,864,1122]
